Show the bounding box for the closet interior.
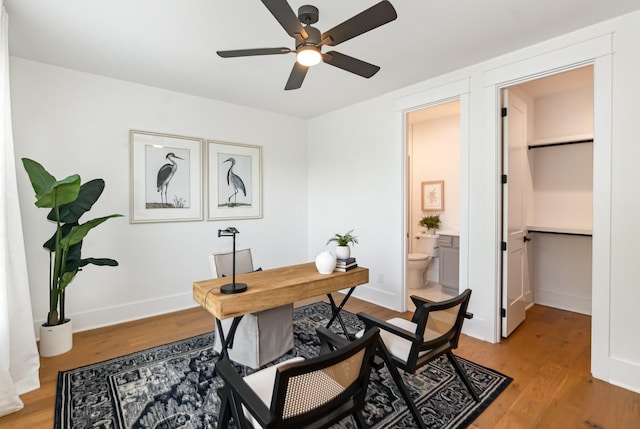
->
[515,66,594,315]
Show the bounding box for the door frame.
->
[485,33,612,380]
[395,79,471,312]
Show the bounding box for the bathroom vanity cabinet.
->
[438,234,459,295]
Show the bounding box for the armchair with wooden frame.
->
[215,326,381,429]
[357,289,479,429]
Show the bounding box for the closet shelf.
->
[528,133,593,149]
[528,225,592,237]
[528,138,593,150]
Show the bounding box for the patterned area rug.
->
[55,302,512,429]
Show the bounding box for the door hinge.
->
[501,308,506,317]
[502,174,507,184]
[501,241,507,251]
[501,107,508,117]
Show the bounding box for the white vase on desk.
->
[315,251,337,274]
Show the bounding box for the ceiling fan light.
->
[297,46,321,66]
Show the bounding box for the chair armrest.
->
[409,295,474,319]
[215,359,272,426]
[316,326,385,370]
[357,312,419,342]
[409,294,433,307]
[316,326,351,353]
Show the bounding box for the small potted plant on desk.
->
[22,158,123,357]
[327,229,358,260]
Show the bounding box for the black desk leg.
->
[215,315,244,361]
[326,287,356,339]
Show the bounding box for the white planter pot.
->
[335,245,351,260]
[315,251,337,274]
[39,319,73,357]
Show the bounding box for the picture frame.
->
[207,140,262,220]
[421,180,444,211]
[130,130,203,223]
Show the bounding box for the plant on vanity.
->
[327,229,358,259]
[22,158,123,356]
[419,214,441,234]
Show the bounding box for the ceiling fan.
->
[216,0,398,90]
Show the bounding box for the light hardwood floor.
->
[2,295,639,428]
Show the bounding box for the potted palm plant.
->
[326,229,358,259]
[22,158,123,356]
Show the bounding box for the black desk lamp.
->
[218,227,248,294]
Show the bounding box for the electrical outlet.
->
[377,273,384,284]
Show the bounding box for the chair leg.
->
[353,411,369,429]
[376,341,427,429]
[217,390,233,429]
[446,351,480,402]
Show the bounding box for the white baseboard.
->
[33,292,200,339]
[350,285,399,311]
[534,288,591,315]
[609,356,640,394]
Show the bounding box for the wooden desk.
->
[193,262,369,319]
[193,262,369,360]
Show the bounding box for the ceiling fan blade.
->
[322,51,380,78]
[322,1,397,47]
[284,62,308,90]
[217,47,292,58]
[261,0,308,40]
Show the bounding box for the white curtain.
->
[0,3,40,417]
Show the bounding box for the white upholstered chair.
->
[210,249,294,369]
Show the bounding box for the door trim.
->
[395,78,471,312]
[484,33,613,381]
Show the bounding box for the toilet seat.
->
[408,252,431,261]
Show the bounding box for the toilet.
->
[408,233,439,289]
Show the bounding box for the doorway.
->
[501,66,594,337]
[406,100,461,309]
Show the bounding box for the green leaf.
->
[23,157,81,208]
[21,158,56,195]
[43,223,77,253]
[35,175,81,209]
[66,257,119,272]
[48,179,105,223]
[60,214,124,249]
[59,270,78,290]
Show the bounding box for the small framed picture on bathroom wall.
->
[421,180,444,211]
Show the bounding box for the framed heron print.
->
[130,130,204,223]
[207,140,262,220]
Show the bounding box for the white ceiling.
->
[5,1,640,119]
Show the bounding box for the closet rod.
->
[528,138,593,150]
[528,229,592,237]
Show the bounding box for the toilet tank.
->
[416,232,439,257]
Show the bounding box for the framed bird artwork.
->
[207,140,262,220]
[130,130,204,223]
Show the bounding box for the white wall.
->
[308,11,640,393]
[9,10,640,394]
[410,113,461,238]
[10,58,309,333]
[531,233,592,314]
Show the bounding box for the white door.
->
[501,89,528,337]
